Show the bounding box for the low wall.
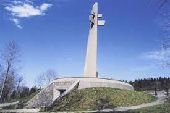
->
[52,77,134,90]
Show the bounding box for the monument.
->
[26,2,134,108]
[84,2,105,77]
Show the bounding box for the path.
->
[0,101,39,112]
[114,91,168,111]
[0,109,40,112]
[0,101,19,108]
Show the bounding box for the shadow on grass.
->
[93,111,138,113]
[94,111,138,113]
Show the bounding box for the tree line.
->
[129,77,170,91]
[10,86,40,101]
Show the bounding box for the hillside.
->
[46,88,156,111]
[131,96,170,113]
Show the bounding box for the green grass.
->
[9,91,39,103]
[46,88,156,112]
[130,96,170,113]
[1,91,40,109]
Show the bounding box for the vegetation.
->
[0,41,22,102]
[5,86,39,102]
[1,86,40,109]
[129,77,170,92]
[46,88,156,112]
[15,88,40,109]
[0,41,55,103]
[130,97,170,113]
[35,69,58,88]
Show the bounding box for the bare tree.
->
[0,41,21,102]
[149,0,170,66]
[157,0,168,8]
[36,69,58,88]
[16,76,23,91]
[160,0,170,66]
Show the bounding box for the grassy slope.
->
[9,91,39,103]
[131,96,170,113]
[1,92,39,109]
[48,88,155,111]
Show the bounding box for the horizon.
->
[1,0,170,87]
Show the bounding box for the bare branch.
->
[0,41,21,102]
[35,69,58,88]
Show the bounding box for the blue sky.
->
[0,0,170,86]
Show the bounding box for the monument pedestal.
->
[27,77,134,108]
[52,77,133,90]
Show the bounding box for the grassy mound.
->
[47,88,155,111]
[131,97,170,113]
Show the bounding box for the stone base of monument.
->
[26,77,133,108]
[53,77,133,90]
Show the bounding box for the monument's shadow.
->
[93,111,138,113]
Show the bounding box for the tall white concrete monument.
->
[27,3,133,108]
[84,2,105,78]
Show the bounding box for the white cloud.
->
[10,18,23,29]
[142,51,162,61]
[13,1,23,4]
[5,0,52,28]
[5,2,52,18]
[40,3,52,11]
[66,57,73,61]
[141,49,170,66]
